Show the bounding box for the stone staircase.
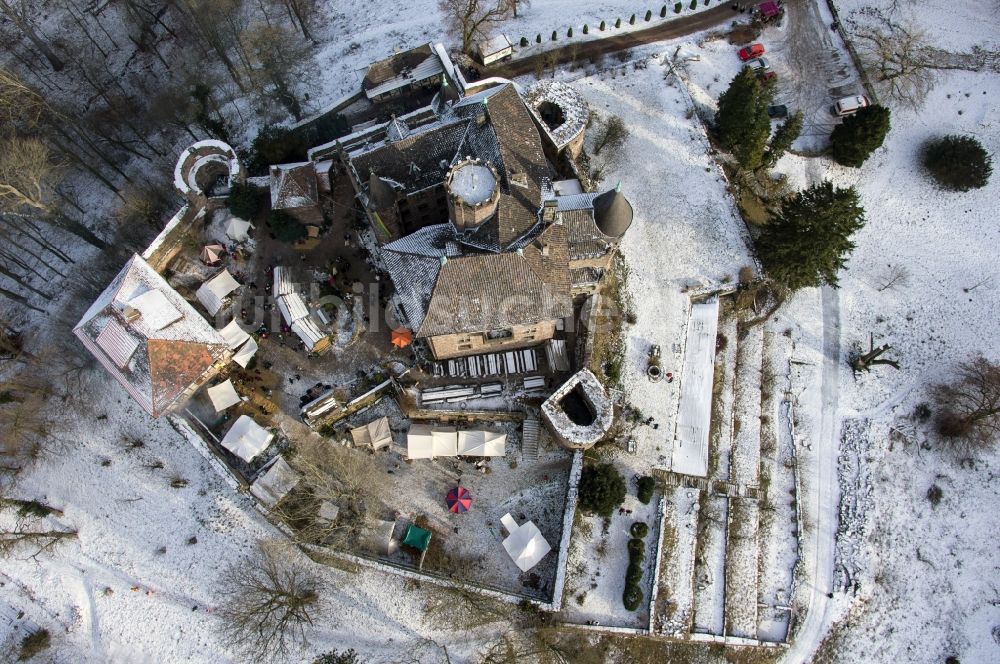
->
[653,468,759,500]
[521,417,540,461]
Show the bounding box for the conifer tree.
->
[922,135,992,191]
[715,67,771,170]
[756,181,866,290]
[762,111,804,169]
[830,105,891,167]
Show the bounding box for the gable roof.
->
[74,255,228,417]
[363,44,444,99]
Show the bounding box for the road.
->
[486,4,737,78]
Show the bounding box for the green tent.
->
[402,524,432,552]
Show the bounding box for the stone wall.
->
[427,319,556,359]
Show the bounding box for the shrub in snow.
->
[615,17,622,28]
[922,134,992,191]
[583,24,589,34]
[932,355,1000,448]
[689,0,697,9]
[536,34,542,43]
[756,181,865,290]
[600,20,606,30]
[625,560,643,585]
[661,5,668,17]
[520,36,528,47]
[568,26,573,37]
[927,484,943,507]
[552,30,558,40]
[631,521,649,538]
[623,584,643,610]
[227,182,263,220]
[622,537,646,610]
[578,463,626,516]
[268,210,307,243]
[627,537,645,557]
[313,650,360,664]
[19,630,51,660]
[645,10,652,21]
[629,14,636,24]
[637,476,655,503]
[830,104,891,168]
[675,2,682,12]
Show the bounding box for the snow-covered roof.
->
[477,34,512,57]
[363,43,445,100]
[448,161,497,204]
[270,162,319,210]
[523,80,589,151]
[196,269,241,316]
[173,140,241,198]
[221,415,274,462]
[74,255,229,417]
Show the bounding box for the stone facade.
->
[427,320,557,360]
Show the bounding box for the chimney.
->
[542,199,558,223]
[540,243,550,257]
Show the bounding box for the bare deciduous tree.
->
[849,12,936,108]
[217,540,323,662]
[438,0,513,55]
[0,137,56,212]
[0,0,66,71]
[591,114,629,158]
[875,264,910,292]
[933,355,1000,450]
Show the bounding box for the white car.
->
[833,95,870,116]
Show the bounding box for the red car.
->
[738,43,765,61]
[757,70,777,84]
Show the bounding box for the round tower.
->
[445,158,500,232]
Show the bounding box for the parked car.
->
[767,104,788,118]
[757,70,777,84]
[832,95,870,116]
[738,43,765,61]
[749,57,770,71]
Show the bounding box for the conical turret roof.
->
[592,183,633,238]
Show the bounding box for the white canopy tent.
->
[351,416,392,451]
[250,457,299,508]
[457,430,506,456]
[196,269,241,316]
[207,380,241,412]
[406,423,434,459]
[219,319,250,349]
[232,336,258,368]
[501,515,552,572]
[220,414,274,462]
[225,217,253,242]
[291,317,326,350]
[431,426,458,457]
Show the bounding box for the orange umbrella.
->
[391,328,413,348]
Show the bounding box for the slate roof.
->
[270,163,319,210]
[351,119,469,196]
[74,255,228,417]
[417,223,572,337]
[363,44,444,100]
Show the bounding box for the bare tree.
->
[0,0,66,71]
[438,0,513,55]
[874,264,910,292]
[849,11,936,108]
[591,114,629,157]
[217,540,323,662]
[0,137,56,212]
[933,355,1000,449]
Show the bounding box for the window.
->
[486,328,513,341]
[458,343,473,350]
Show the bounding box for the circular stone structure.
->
[523,79,589,157]
[445,158,500,232]
[173,140,244,207]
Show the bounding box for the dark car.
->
[767,104,788,118]
[757,70,777,84]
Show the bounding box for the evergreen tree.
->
[762,111,804,169]
[227,182,263,220]
[830,105,891,168]
[715,67,772,170]
[645,10,652,21]
[578,463,626,517]
[600,20,606,30]
[615,17,622,28]
[922,135,993,191]
[661,5,668,17]
[757,181,866,290]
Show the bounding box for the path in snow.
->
[783,285,841,663]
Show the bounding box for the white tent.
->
[457,430,506,456]
[291,317,327,350]
[232,336,258,368]
[250,457,299,507]
[219,319,250,349]
[196,269,241,316]
[207,380,241,412]
[277,293,309,323]
[431,426,458,457]
[225,217,253,242]
[406,423,434,459]
[220,414,274,462]
[501,516,552,572]
[351,416,392,451]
